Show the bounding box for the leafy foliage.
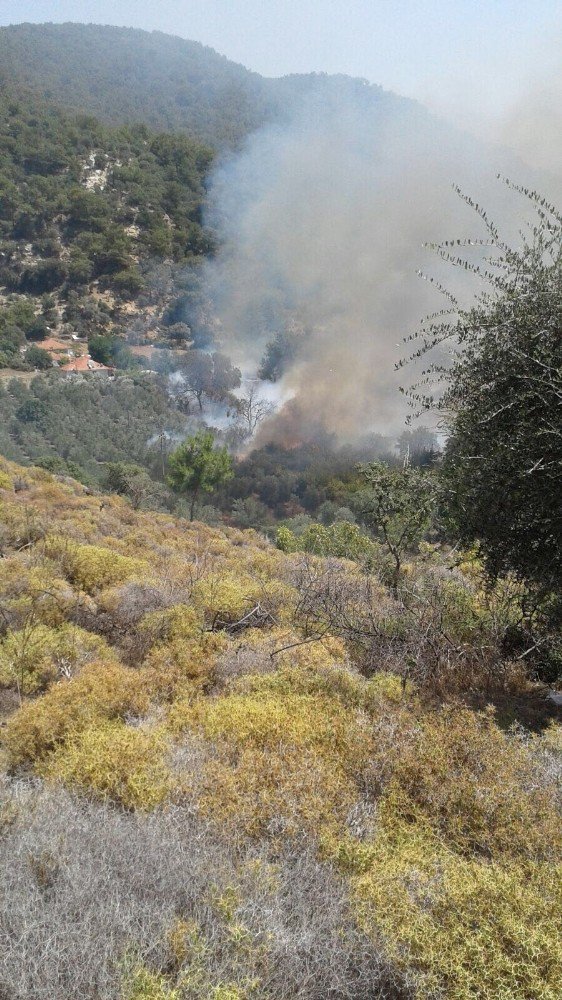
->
[355,463,439,593]
[0,23,274,147]
[0,85,214,366]
[167,431,233,519]
[0,374,187,482]
[0,622,115,694]
[405,186,562,596]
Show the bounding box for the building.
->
[58,355,113,375]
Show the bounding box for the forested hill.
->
[0,22,271,147]
[0,22,404,148]
[0,22,421,369]
[0,88,217,368]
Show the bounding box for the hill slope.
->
[0,456,560,999]
[0,22,408,148]
[0,88,218,370]
[0,22,273,147]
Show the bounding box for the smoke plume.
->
[501,60,562,177]
[203,80,555,445]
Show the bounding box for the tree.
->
[397,425,439,466]
[174,351,241,412]
[356,462,438,595]
[24,315,49,342]
[103,462,168,511]
[167,430,233,520]
[209,352,241,403]
[404,184,562,595]
[236,383,275,438]
[26,345,52,370]
[176,350,212,411]
[258,323,303,382]
[15,398,47,424]
[88,334,135,369]
[88,334,115,366]
[167,322,191,346]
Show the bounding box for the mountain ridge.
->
[0,21,418,147]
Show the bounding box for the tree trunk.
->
[189,487,199,521]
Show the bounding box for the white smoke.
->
[203,81,558,444]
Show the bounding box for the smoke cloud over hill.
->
[204,84,554,445]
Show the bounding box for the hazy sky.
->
[1,1,560,121]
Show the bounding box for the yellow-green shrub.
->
[172,686,373,837]
[194,743,356,838]
[238,661,404,714]
[177,688,368,759]
[0,469,13,490]
[44,537,147,593]
[0,623,116,694]
[139,604,203,643]
[3,661,152,767]
[192,571,296,627]
[0,500,47,548]
[337,809,562,1000]
[123,966,179,1000]
[143,631,229,694]
[273,633,347,672]
[41,720,171,809]
[0,558,75,626]
[384,707,561,861]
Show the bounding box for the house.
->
[30,337,87,364]
[58,355,113,375]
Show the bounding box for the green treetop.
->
[167,429,233,520]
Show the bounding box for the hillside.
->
[0,22,406,148]
[0,456,560,999]
[0,87,218,373]
[0,22,560,1000]
[0,22,273,147]
[0,372,189,482]
[0,31,408,380]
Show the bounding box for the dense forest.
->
[0,22,401,147]
[0,22,272,146]
[0,21,560,1000]
[0,87,216,370]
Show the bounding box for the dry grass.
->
[0,778,407,1000]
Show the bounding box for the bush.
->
[339,812,561,1000]
[4,661,151,767]
[192,571,296,628]
[278,521,378,563]
[382,706,561,861]
[0,781,404,1000]
[0,623,116,694]
[26,345,53,370]
[171,683,373,837]
[41,720,171,810]
[45,538,148,594]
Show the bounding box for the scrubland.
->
[0,457,560,1000]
